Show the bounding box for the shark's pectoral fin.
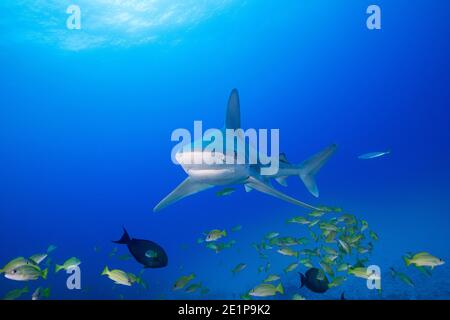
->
[153,178,212,212]
[244,184,253,192]
[246,176,321,211]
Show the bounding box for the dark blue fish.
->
[299,268,329,293]
[113,228,168,268]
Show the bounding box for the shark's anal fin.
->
[153,178,212,212]
[275,176,288,187]
[246,176,321,211]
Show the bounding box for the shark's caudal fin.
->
[153,177,213,212]
[225,89,241,130]
[246,176,321,211]
[298,144,337,198]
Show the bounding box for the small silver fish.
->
[358,151,390,160]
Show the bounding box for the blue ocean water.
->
[1,1,449,300]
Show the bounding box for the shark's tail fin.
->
[298,144,337,198]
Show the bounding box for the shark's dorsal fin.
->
[226,89,241,130]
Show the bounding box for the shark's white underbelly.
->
[187,167,248,185]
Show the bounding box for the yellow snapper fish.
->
[322,246,338,256]
[308,219,320,227]
[232,263,247,274]
[101,266,132,286]
[205,229,227,242]
[240,292,252,300]
[348,234,364,245]
[319,261,335,277]
[3,286,29,300]
[264,274,281,282]
[338,239,351,254]
[328,276,346,288]
[404,252,444,269]
[249,283,284,297]
[0,257,35,275]
[319,222,338,232]
[185,283,203,293]
[126,272,143,285]
[205,242,221,253]
[47,245,57,253]
[318,206,343,213]
[360,220,369,232]
[323,254,338,264]
[348,267,380,280]
[29,254,48,265]
[231,225,242,232]
[265,232,280,240]
[55,257,81,273]
[337,263,351,272]
[32,287,51,300]
[310,230,319,242]
[300,248,321,257]
[173,274,195,290]
[309,210,326,218]
[277,247,298,258]
[216,188,235,197]
[324,231,337,243]
[299,258,314,268]
[5,264,48,281]
[287,216,310,225]
[390,268,414,287]
[284,262,299,273]
[108,247,118,258]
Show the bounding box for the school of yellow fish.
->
[0,205,445,300]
